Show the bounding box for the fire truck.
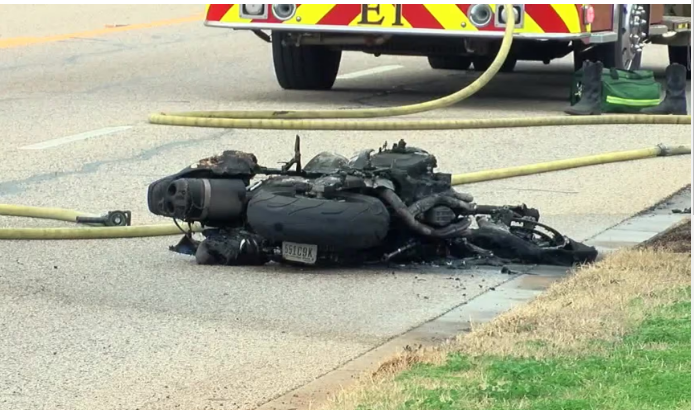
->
[205,4,692,90]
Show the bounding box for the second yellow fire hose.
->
[2,5,691,240]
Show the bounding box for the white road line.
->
[336,64,403,80]
[19,125,133,150]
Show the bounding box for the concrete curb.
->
[584,185,691,257]
[256,186,692,410]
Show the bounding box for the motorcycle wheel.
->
[246,188,390,250]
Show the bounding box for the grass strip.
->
[328,219,691,410]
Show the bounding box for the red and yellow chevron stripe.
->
[206,4,589,35]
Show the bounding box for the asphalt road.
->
[0,6,691,410]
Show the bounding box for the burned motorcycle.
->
[147,137,598,268]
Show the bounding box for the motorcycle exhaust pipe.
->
[164,178,247,224]
[377,189,471,238]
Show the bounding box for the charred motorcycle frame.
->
[147,137,597,268]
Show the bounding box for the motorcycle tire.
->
[246,189,390,250]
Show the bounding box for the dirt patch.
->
[641,217,691,253]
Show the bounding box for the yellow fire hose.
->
[147,8,689,129]
[1,5,691,240]
[0,204,203,240]
[451,144,691,185]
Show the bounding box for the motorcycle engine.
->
[369,140,452,205]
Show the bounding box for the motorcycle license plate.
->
[282,242,318,265]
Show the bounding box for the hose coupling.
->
[658,144,691,157]
[76,210,132,227]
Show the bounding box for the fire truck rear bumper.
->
[204,21,591,41]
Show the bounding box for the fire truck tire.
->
[668,46,692,80]
[271,31,342,91]
[577,40,642,71]
[472,55,517,73]
[427,56,472,70]
[573,49,589,72]
[589,5,643,70]
[595,44,642,71]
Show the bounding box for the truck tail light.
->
[583,5,595,25]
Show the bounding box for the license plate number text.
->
[282,242,318,265]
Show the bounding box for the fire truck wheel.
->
[271,31,342,91]
[668,46,692,80]
[575,46,642,71]
[598,44,643,71]
[591,4,644,70]
[427,56,472,70]
[573,49,589,72]
[472,55,517,73]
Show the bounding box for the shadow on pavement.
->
[236,59,689,115]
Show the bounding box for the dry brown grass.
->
[454,247,690,358]
[325,219,692,410]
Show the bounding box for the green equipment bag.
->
[570,67,662,113]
